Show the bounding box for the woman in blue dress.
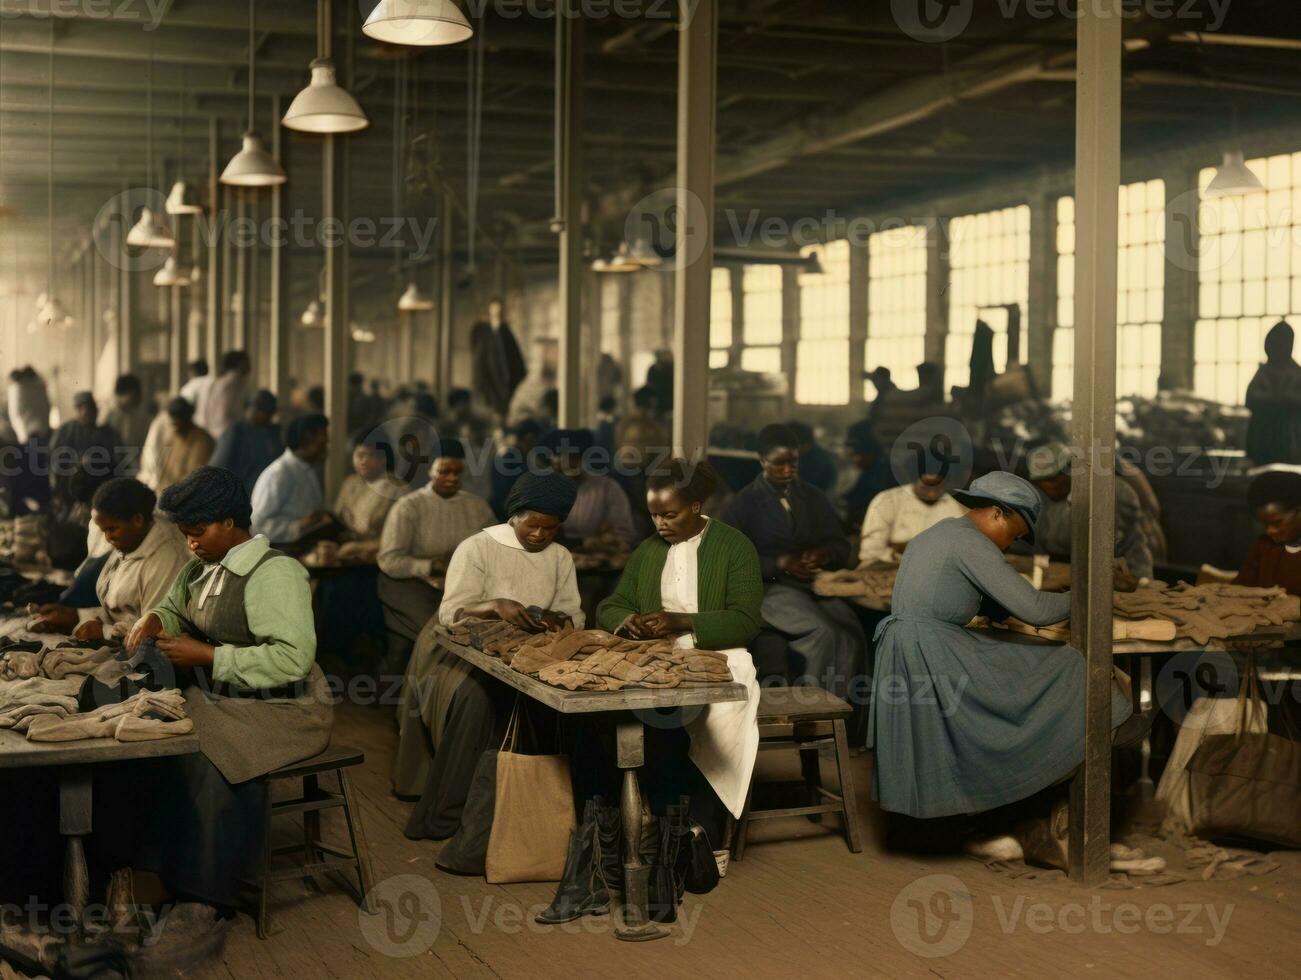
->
[868,471,1134,820]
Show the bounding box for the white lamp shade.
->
[300,299,323,328]
[221,131,287,187]
[628,236,663,268]
[188,263,203,284]
[165,181,204,215]
[397,282,434,311]
[362,0,474,46]
[602,242,642,273]
[1206,151,1265,197]
[125,207,176,249]
[153,256,192,288]
[283,59,369,134]
[351,325,377,343]
[34,295,70,329]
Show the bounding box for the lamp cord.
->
[247,0,255,132]
[47,23,54,292]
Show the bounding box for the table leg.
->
[613,720,668,943]
[59,767,92,935]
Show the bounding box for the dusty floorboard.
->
[196,701,1301,979]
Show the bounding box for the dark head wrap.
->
[506,470,578,521]
[434,437,466,460]
[845,419,880,456]
[540,427,595,457]
[158,465,253,529]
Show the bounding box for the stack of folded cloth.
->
[0,642,117,682]
[445,621,733,692]
[24,688,192,743]
[0,676,83,732]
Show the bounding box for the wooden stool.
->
[251,744,376,939]
[732,686,862,859]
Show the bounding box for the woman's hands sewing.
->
[124,613,216,666]
[27,604,79,635]
[619,611,693,640]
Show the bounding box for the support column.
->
[1069,0,1121,886]
[848,239,868,411]
[220,186,234,353]
[323,134,350,496]
[781,266,799,412]
[269,95,289,399]
[555,2,584,428]
[672,0,717,460]
[168,286,183,393]
[1162,165,1199,390]
[923,217,949,367]
[206,117,222,372]
[1027,192,1055,394]
[438,191,454,395]
[728,266,743,368]
[234,191,248,351]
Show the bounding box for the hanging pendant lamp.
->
[167,67,204,214]
[300,298,324,328]
[362,0,473,47]
[222,0,286,187]
[284,59,368,134]
[128,42,175,247]
[37,27,72,330]
[397,282,434,311]
[1206,151,1265,197]
[153,256,192,288]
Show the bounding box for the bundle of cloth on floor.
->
[447,620,734,692]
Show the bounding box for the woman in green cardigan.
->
[597,458,764,822]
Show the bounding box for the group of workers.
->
[5,314,1301,940]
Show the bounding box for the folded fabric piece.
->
[42,645,115,681]
[25,688,189,742]
[114,714,195,742]
[0,650,41,680]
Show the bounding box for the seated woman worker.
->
[537,460,763,925]
[29,477,191,641]
[1236,468,1301,595]
[395,469,583,840]
[123,465,332,913]
[869,471,1137,843]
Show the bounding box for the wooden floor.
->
[199,701,1301,979]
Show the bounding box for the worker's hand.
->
[124,613,165,653]
[492,599,545,632]
[298,511,335,534]
[29,605,79,634]
[636,611,693,638]
[73,619,105,643]
[156,634,216,668]
[801,546,835,570]
[536,610,572,633]
[618,614,656,640]
[427,557,448,576]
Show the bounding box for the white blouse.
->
[660,519,709,648]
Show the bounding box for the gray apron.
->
[177,550,332,784]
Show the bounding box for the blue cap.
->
[951,471,1041,544]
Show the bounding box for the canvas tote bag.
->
[485,700,575,883]
[1185,658,1301,848]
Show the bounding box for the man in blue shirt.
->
[250,413,334,550]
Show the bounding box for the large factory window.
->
[795,241,850,405]
[865,225,928,396]
[710,267,733,369]
[740,264,784,374]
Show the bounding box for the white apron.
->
[661,522,760,818]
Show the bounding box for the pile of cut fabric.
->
[1113,581,1300,644]
[813,564,897,604]
[0,632,193,743]
[447,620,734,692]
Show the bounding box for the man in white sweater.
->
[858,473,966,566]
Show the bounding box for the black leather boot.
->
[536,800,609,925]
[594,797,624,899]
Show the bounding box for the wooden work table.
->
[435,627,746,942]
[0,729,201,932]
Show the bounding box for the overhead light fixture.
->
[397,282,434,311]
[628,235,663,268]
[300,298,323,328]
[153,256,192,288]
[351,325,377,343]
[362,0,474,47]
[283,59,369,134]
[593,241,642,273]
[33,295,70,331]
[35,26,72,332]
[188,262,203,284]
[1206,151,1265,197]
[222,0,286,187]
[126,207,175,248]
[166,181,203,215]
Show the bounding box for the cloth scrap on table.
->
[1113,582,1300,645]
[24,688,191,742]
[445,618,734,692]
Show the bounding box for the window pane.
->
[1195,154,1301,404]
[866,225,928,394]
[710,267,732,351]
[795,241,850,404]
[946,205,1031,393]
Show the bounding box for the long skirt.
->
[377,574,442,675]
[315,564,386,669]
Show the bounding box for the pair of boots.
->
[535,797,623,925]
[648,796,722,923]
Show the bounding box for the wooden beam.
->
[555,2,584,429]
[672,0,718,460]
[268,95,288,400]
[1068,0,1121,886]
